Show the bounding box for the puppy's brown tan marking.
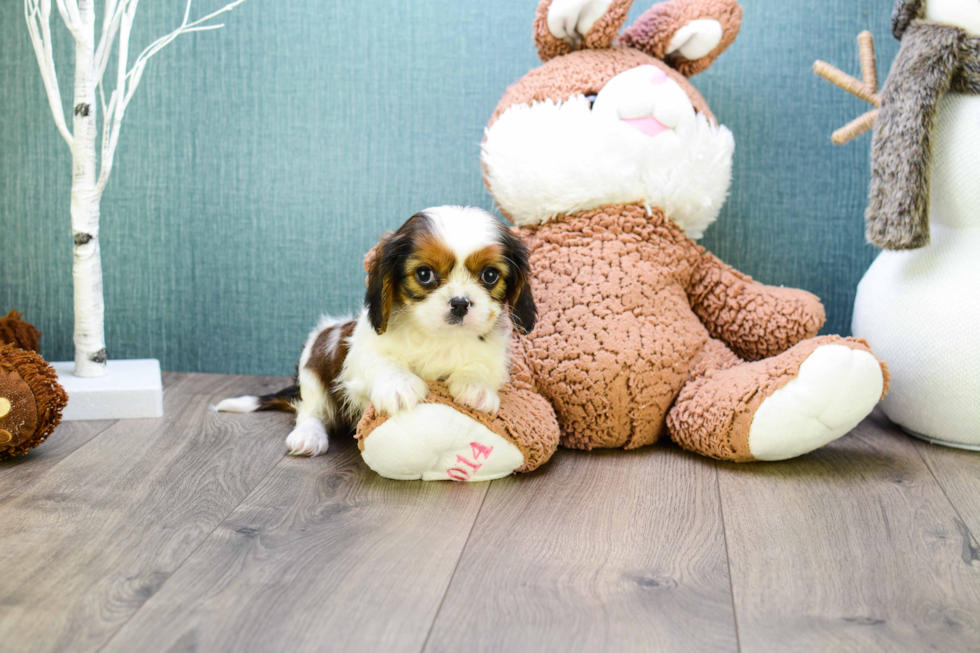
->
[466,245,511,301]
[402,232,456,301]
[254,319,356,416]
[412,233,456,278]
[306,320,356,408]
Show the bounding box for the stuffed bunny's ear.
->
[534,0,636,62]
[620,0,743,77]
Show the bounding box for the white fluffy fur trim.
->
[482,96,735,238]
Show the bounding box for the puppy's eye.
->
[416,267,436,285]
[585,94,597,109]
[481,268,500,285]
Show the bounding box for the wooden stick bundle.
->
[814,31,881,145]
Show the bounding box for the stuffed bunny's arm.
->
[686,251,826,361]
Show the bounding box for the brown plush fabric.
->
[533,0,575,62]
[0,309,42,354]
[489,46,714,129]
[514,203,835,452]
[867,21,980,250]
[0,344,67,460]
[688,252,825,361]
[584,0,635,51]
[356,377,561,473]
[620,0,743,77]
[668,336,888,461]
[533,0,636,62]
[0,365,38,451]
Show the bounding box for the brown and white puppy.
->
[216,206,535,456]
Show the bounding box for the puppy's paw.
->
[286,420,329,457]
[371,373,429,416]
[450,381,501,415]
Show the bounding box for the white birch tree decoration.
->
[25,0,245,378]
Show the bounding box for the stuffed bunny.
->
[356,0,889,481]
[853,0,980,448]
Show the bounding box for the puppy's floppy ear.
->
[499,227,537,334]
[365,212,430,334]
[365,236,396,335]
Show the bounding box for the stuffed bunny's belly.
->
[525,212,708,450]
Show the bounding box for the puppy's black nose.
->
[449,297,471,317]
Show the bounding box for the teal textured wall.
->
[0,0,899,376]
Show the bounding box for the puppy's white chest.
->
[406,336,500,381]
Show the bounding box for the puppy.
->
[216,205,536,456]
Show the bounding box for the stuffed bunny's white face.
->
[482,63,734,238]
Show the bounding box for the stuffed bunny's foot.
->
[748,344,884,461]
[360,403,524,481]
[669,336,888,462]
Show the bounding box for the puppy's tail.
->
[214,385,300,414]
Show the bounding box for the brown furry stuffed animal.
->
[350,0,891,480]
[0,313,68,460]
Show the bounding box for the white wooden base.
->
[52,359,164,421]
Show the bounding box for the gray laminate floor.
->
[1,373,978,653]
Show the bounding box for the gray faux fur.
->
[892,0,923,39]
[867,20,980,250]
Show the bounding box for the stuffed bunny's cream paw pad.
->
[361,404,524,482]
[749,345,884,461]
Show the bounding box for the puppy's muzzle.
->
[448,297,471,323]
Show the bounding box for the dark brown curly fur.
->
[0,345,68,460]
[0,309,42,354]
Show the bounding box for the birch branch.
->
[93,0,128,85]
[53,0,80,32]
[96,0,246,193]
[122,0,246,106]
[24,0,74,147]
[96,0,133,194]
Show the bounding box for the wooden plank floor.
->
[1,374,978,653]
